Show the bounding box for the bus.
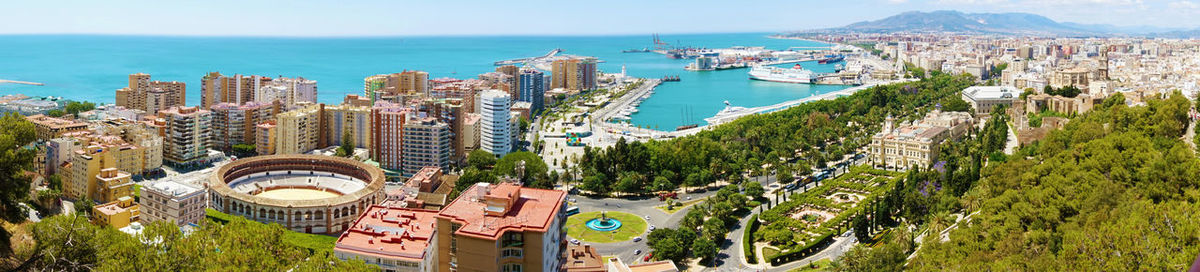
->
[565,206,580,216]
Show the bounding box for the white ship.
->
[748,64,815,84]
[704,101,752,125]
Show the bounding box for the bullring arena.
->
[207,155,385,234]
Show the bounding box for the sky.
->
[0,0,1194,36]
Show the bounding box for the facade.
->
[435,183,567,272]
[1050,67,1090,90]
[401,118,452,177]
[257,77,318,109]
[334,206,440,272]
[115,73,186,113]
[26,114,88,141]
[276,105,322,154]
[868,111,973,170]
[158,106,213,167]
[478,90,513,157]
[140,180,207,227]
[210,102,280,151]
[365,71,430,100]
[1025,93,1098,115]
[518,68,546,115]
[961,86,1019,114]
[459,114,481,158]
[200,72,273,108]
[550,58,597,91]
[322,104,372,150]
[372,102,410,172]
[255,121,278,155]
[63,131,156,200]
[207,155,387,234]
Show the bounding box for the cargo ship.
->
[748,64,815,84]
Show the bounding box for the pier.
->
[0,79,45,86]
[494,49,563,66]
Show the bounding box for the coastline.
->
[766,34,849,48]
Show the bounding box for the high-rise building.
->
[496,65,520,98]
[518,68,546,115]
[210,102,280,151]
[364,71,429,100]
[460,114,480,156]
[255,121,277,155]
[401,117,452,177]
[550,58,597,91]
[200,72,272,108]
[257,77,318,109]
[372,102,410,172]
[321,104,372,150]
[158,106,213,167]
[436,182,567,272]
[115,73,186,113]
[478,90,512,157]
[139,180,206,227]
[275,104,322,154]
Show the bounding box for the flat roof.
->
[334,206,438,262]
[962,86,1018,100]
[147,180,203,197]
[437,183,565,240]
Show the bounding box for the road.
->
[567,188,720,265]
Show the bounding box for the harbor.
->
[0,79,44,86]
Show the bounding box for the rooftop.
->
[147,180,204,197]
[962,86,1019,100]
[334,206,438,262]
[436,182,565,240]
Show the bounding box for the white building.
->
[139,180,207,226]
[257,77,317,110]
[478,90,512,157]
[961,86,1019,114]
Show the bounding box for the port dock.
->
[495,49,563,66]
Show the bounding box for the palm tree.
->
[927,211,952,238]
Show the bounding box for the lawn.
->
[788,258,834,272]
[565,211,647,243]
[205,208,337,254]
[654,197,705,214]
[762,246,782,259]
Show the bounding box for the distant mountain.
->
[807,10,1100,36]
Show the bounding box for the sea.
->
[0,33,849,129]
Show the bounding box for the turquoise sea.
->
[0,33,848,129]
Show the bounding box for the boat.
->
[748,64,815,84]
[704,101,753,124]
[622,48,650,53]
[662,76,681,82]
[675,124,699,131]
[818,54,845,64]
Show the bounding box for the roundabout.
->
[566,211,647,243]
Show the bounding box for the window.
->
[501,248,523,258]
[501,264,522,272]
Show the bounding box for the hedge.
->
[769,231,837,266]
[744,214,760,264]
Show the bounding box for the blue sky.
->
[0,0,1193,36]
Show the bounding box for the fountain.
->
[585,211,623,232]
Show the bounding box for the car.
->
[643,252,653,262]
[649,225,656,231]
[685,196,692,200]
[633,237,642,242]
[644,215,650,220]
[634,249,642,255]
[571,239,579,245]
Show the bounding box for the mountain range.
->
[796,10,1193,37]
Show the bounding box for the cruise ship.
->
[748,64,815,84]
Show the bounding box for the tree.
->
[744,181,765,200]
[467,149,497,169]
[63,101,96,116]
[680,209,705,231]
[651,237,687,263]
[450,167,497,199]
[231,144,257,158]
[494,151,551,189]
[701,218,727,241]
[336,131,354,157]
[852,213,871,242]
[692,236,718,264]
[46,109,65,117]
[0,113,36,254]
[776,166,794,184]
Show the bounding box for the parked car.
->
[633,237,642,242]
[649,225,656,231]
[571,239,579,245]
[634,249,642,255]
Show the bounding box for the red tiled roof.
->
[436,183,565,240]
[334,205,439,261]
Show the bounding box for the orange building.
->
[334,206,440,272]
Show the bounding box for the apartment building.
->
[401,118,452,177]
[115,73,186,113]
[255,121,277,155]
[322,104,372,150]
[478,90,512,157]
[435,182,567,272]
[139,180,207,227]
[372,102,410,172]
[257,77,318,109]
[200,72,272,108]
[26,114,88,141]
[275,104,322,154]
[158,106,213,167]
[210,101,280,151]
[365,71,429,100]
[335,206,440,272]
